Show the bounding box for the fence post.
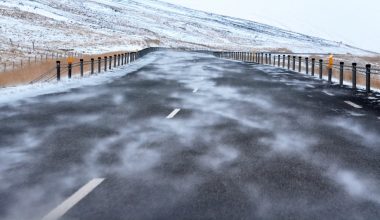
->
[68,63,72,79]
[293,56,296,71]
[80,59,84,77]
[273,56,276,66]
[278,55,280,67]
[366,64,371,93]
[114,55,117,67]
[298,57,302,72]
[352,63,357,90]
[125,53,128,64]
[269,54,272,65]
[104,56,108,71]
[319,59,323,79]
[56,61,61,81]
[118,54,120,66]
[121,54,124,65]
[109,56,112,69]
[91,58,94,75]
[305,58,309,74]
[288,55,290,69]
[283,55,285,68]
[339,62,344,86]
[328,66,332,83]
[311,58,315,76]
[265,54,268,64]
[98,57,101,73]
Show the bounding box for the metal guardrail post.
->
[80,59,84,77]
[339,62,344,86]
[366,64,371,93]
[311,58,315,76]
[352,63,357,90]
[305,58,309,74]
[319,59,323,79]
[56,61,60,81]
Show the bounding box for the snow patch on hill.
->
[0,0,376,64]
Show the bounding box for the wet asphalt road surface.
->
[0,51,380,220]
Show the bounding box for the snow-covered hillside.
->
[0,0,376,63]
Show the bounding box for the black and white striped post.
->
[366,64,371,93]
[352,63,357,90]
[339,62,344,86]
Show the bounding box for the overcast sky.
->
[161,0,380,53]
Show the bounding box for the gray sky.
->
[162,0,380,53]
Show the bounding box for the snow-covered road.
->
[0,51,380,220]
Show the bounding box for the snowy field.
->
[0,0,377,65]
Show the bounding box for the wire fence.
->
[28,47,160,85]
[216,51,380,93]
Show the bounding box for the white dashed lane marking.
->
[42,178,105,220]
[322,91,335,96]
[306,84,315,88]
[344,101,362,109]
[193,88,198,93]
[167,109,181,119]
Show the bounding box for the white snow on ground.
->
[0,0,377,65]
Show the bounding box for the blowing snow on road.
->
[0,51,379,220]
